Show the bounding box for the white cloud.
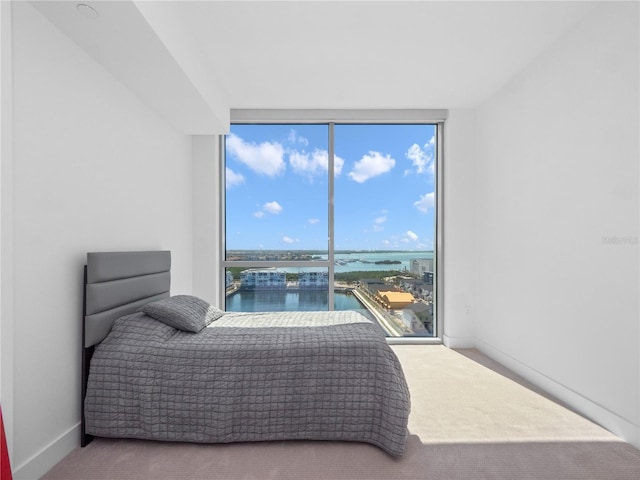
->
[289,150,321,176]
[405,135,435,176]
[287,129,309,147]
[333,154,345,175]
[289,149,344,178]
[414,192,435,213]
[226,133,285,177]
[282,236,298,244]
[371,215,386,232]
[348,151,395,183]
[382,237,402,248]
[406,144,427,172]
[406,230,419,241]
[263,201,283,214]
[308,218,320,224]
[254,201,283,218]
[416,241,430,249]
[225,167,245,188]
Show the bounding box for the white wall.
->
[192,135,221,307]
[6,3,193,478]
[473,2,639,446]
[442,110,478,347]
[0,0,15,452]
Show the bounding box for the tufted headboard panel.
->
[81,250,171,446]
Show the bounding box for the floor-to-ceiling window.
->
[222,111,444,339]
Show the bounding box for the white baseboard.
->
[13,422,79,480]
[475,338,640,450]
[442,333,476,349]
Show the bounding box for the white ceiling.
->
[31,1,600,132]
[166,1,598,109]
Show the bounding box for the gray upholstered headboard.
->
[82,250,171,446]
[84,250,171,347]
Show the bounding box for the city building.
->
[399,278,432,300]
[240,269,286,289]
[405,302,433,334]
[375,290,415,310]
[360,279,387,294]
[410,258,433,277]
[298,271,328,288]
[400,309,430,336]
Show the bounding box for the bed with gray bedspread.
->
[84,310,411,456]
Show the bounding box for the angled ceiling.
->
[171,0,598,110]
[30,1,599,133]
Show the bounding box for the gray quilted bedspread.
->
[84,310,411,456]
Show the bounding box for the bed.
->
[81,251,410,456]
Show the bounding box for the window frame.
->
[219,109,446,344]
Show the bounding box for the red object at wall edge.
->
[1,406,12,480]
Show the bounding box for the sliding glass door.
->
[222,116,441,338]
[334,124,436,336]
[223,124,331,311]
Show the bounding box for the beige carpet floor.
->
[41,346,640,480]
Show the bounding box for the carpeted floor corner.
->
[41,346,640,480]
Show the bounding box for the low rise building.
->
[400,277,433,299]
[410,258,433,276]
[240,269,286,289]
[299,271,328,287]
[375,290,415,309]
[405,302,433,334]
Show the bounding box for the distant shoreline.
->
[227,249,434,254]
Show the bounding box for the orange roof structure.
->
[376,290,415,309]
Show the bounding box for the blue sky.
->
[225,123,436,251]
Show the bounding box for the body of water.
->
[330,251,433,273]
[226,250,432,318]
[269,251,433,274]
[226,290,370,314]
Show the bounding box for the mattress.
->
[84,310,411,456]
